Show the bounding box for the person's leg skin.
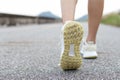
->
[87,0,104,43]
[61,0,78,23]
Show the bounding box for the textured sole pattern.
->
[60,21,84,70]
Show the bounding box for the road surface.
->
[0,23,120,80]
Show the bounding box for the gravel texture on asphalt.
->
[0,23,120,80]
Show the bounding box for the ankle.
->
[63,20,73,24]
[86,38,96,44]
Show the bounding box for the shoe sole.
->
[84,56,97,59]
[82,52,98,59]
[60,21,84,70]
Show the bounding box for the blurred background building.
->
[0,11,61,26]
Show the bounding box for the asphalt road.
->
[0,23,120,80]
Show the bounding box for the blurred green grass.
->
[101,12,120,27]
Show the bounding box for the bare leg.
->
[87,0,104,43]
[61,0,78,23]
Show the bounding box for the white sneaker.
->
[60,21,84,70]
[81,41,98,59]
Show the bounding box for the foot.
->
[81,41,98,59]
[60,21,84,70]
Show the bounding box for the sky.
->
[0,0,120,19]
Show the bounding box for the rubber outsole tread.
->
[60,21,84,70]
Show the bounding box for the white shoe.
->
[81,41,98,59]
[60,21,84,70]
